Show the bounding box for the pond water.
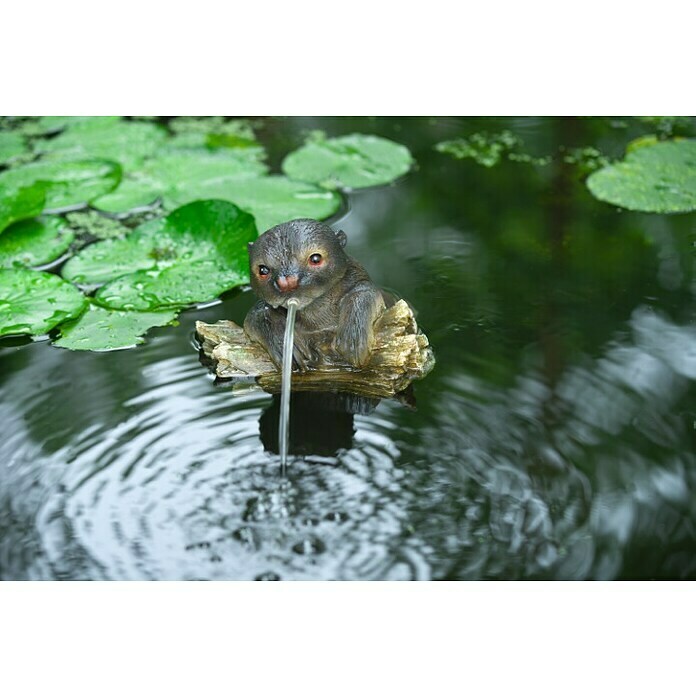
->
[1,116,695,580]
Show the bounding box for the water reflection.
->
[406,307,696,579]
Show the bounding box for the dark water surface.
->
[1,117,695,580]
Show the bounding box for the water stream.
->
[279,298,299,468]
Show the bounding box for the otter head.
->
[248,219,349,310]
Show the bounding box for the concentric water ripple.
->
[0,325,430,580]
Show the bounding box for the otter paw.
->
[333,328,371,368]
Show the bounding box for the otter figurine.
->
[244,219,388,371]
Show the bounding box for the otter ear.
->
[335,229,347,247]
[247,242,254,253]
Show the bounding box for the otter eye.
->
[309,253,323,266]
[258,265,270,276]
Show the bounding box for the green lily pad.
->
[0,268,87,337]
[168,117,261,150]
[0,184,46,233]
[63,199,257,310]
[0,217,75,268]
[35,120,168,168]
[53,302,179,351]
[36,116,122,134]
[0,132,28,165]
[586,139,696,213]
[164,175,343,232]
[281,133,414,189]
[95,259,247,310]
[0,159,121,212]
[91,150,267,215]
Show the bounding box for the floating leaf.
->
[53,302,178,351]
[281,133,414,189]
[64,210,131,240]
[0,132,28,165]
[64,199,257,310]
[0,268,87,337]
[95,259,246,310]
[0,159,121,212]
[0,217,75,268]
[0,184,46,233]
[92,150,267,215]
[164,175,342,232]
[35,116,122,134]
[35,120,168,168]
[586,139,696,213]
[89,173,163,215]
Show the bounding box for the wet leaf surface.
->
[0,184,46,234]
[92,150,267,215]
[63,199,257,309]
[587,139,696,213]
[0,131,28,165]
[0,216,75,268]
[0,267,86,336]
[0,159,121,212]
[54,302,179,351]
[35,120,168,168]
[282,132,414,189]
[163,175,342,232]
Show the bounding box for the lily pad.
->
[0,132,28,165]
[281,133,414,189]
[36,116,122,134]
[0,217,75,268]
[92,151,267,215]
[0,184,46,234]
[35,120,168,168]
[53,302,179,351]
[164,175,343,232]
[0,159,121,212]
[167,117,262,151]
[63,199,257,310]
[95,259,247,310]
[586,139,696,213]
[0,268,87,337]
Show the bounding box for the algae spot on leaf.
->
[281,132,414,190]
[0,217,75,268]
[0,184,46,234]
[586,139,696,213]
[0,267,87,337]
[64,199,257,310]
[0,159,121,213]
[53,302,179,351]
[64,210,132,240]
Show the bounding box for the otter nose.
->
[276,274,299,292]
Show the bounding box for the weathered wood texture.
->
[196,300,435,398]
